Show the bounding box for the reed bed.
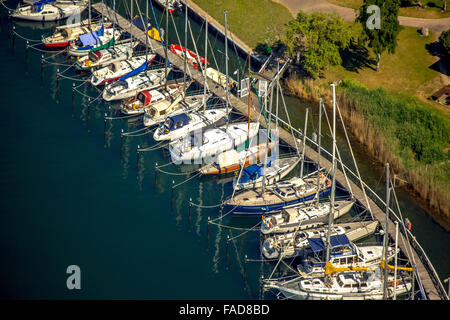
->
[283,75,450,229]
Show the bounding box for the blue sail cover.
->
[119,61,148,81]
[78,31,101,46]
[239,153,276,183]
[168,113,190,130]
[97,25,104,37]
[307,234,350,253]
[132,16,150,31]
[33,0,55,12]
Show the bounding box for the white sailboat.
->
[261,220,378,260]
[67,26,122,57]
[169,122,260,164]
[143,92,211,127]
[90,54,156,86]
[265,268,412,300]
[102,67,170,102]
[11,0,87,22]
[120,83,184,116]
[75,43,136,70]
[153,108,230,141]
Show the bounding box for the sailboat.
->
[75,42,137,70]
[264,266,412,300]
[42,22,105,48]
[153,108,230,141]
[232,155,301,191]
[120,83,184,115]
[90,54,156,86]
[261,220,378,260]
[102,67,170,102]
[296,235,398,278]
[11,0,87,22]
[153,0,182,13]
[260,199,355,235]
[67,25,122,57]
[170,44,209,70]
[197,143,273,175]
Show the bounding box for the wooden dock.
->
[92,2,447,300]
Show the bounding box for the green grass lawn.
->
[327,0,450,19]
[191,0,293,49]
[322,25,449,119]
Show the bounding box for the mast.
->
[145,0,148,61]
[325,83,337,263]
[224,10,229,129]
[247,54,251,146]
[299,108,309,177]
[183,0,188,97]
[261,82,274,194]
[88,0,91,25]
[165,0,169,90]
[316,98,322,208]
[203,14,208,111]
[383,162,391,299]
[130,0,133,49]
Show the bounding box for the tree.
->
[357,0,401,71]
[439,29,450,53]
[283,11,353,78]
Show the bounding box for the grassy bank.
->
[191,0,293,49]
[284,76,450,228]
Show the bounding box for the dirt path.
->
[273,0,450,34]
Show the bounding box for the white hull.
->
[90,54,155,86]
[153,108,229,141]
[169,122,260,164]
[11,3,86,21]
[102,68,169,102]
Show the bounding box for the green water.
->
[0,1,448,300]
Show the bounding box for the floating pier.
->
[92,1,448,300]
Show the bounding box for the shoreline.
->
[281,73,450,231]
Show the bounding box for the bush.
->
[439,29,450,53]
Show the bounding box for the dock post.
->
[188,197,192,219]
[11,25,15,51]
[25,40,29,66]
[259,275,264,300]
[244,254,247,281]
[87,97,91,131]
[154,162,158,187]
[72,83,75,112]
[206,216,210,248]
[120,129,124,157]
[226,235,230,269]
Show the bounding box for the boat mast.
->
[299,108,309,177]
[247,54,251,147]
[203,14,208,111]
[145,0,148,61]
[130,0,133,49]
[316,98,322,208]
[325,83,337,263]
[382,162,391,300]
[165,0,169,90]
[261,79,274,194]
[224,10,229,130]
[183,0,187,97]
[88,0,91,25]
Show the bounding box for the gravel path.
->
[273,0,450,34]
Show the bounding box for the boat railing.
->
[264,109,448,300]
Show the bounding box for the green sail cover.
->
[90,38,115,52]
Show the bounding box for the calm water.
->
[0,1,448,300]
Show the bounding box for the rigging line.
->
[156,166,198,176]
[277,84,300,154]
[137,141,169,152]
[0,0,15,11]
[336,100,372,217]
[208,220,261,232]
[226,221,262,242]
[121,125,152,136]
[187,20,206,80]
[208,205,238,223]
[12,30,42,42]
[321,101,354,198]
[58,73,90,82]
[148,0,168,65]
[29,44,67,54]
[190,201,223,209]
[225,20,244,76]
[207,30,220,72]
[172,171,201,189]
